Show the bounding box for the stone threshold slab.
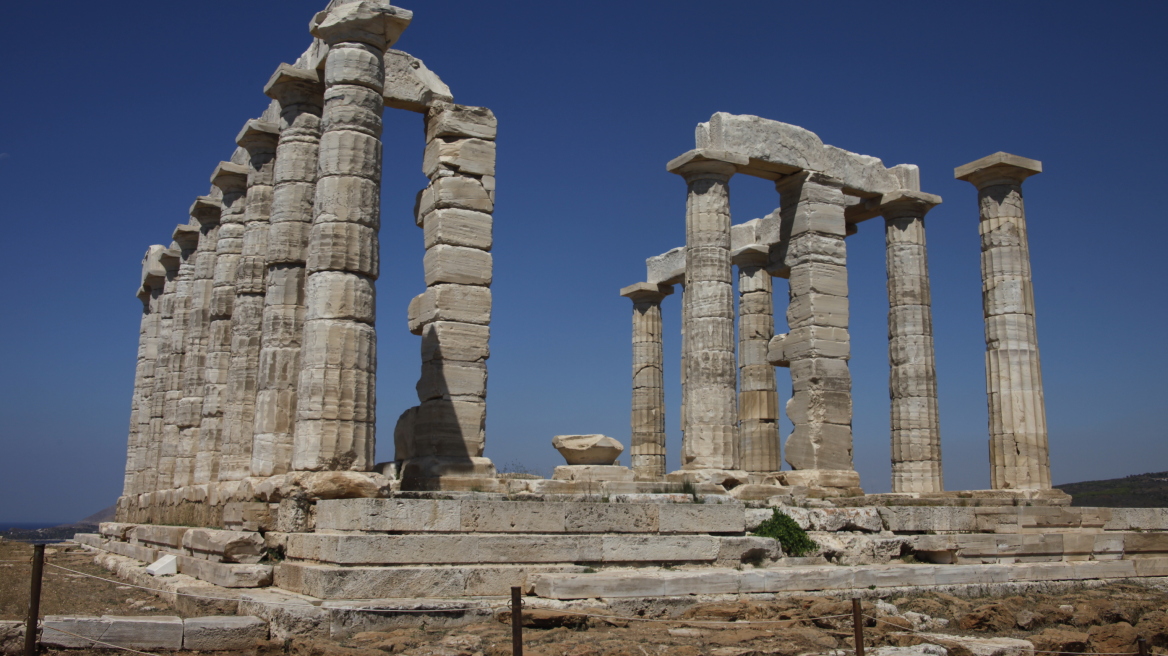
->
[276,562,589,599]
[315,497,745,534]
[41,615,267,651]
[531,558,1168,599]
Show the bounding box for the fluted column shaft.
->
[671,155,739,470]
[124,247,167,496]
[252,65,324,477]
[881,192,944,493]
[956,153,1050,490]
[220,121,280,481]
[166,224,202,488]
[294,3,411,470]
[194,163,250,484]
[776,171,854,472]
[621,283,672,479]
[146,248,180,492]
[737,259,780,472]
[176,197,222,487]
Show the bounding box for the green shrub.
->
[751,509,817,557]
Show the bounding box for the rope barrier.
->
[39,626,163,656]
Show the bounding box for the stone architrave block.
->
[423,244,493,286]
[646,247,685,285]
[183,616,269,651]
[552,434,624,465]
[383,50,453,113]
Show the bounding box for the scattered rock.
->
[1087,622,1139,655]
[1031,628,1090,654]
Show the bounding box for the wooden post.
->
[24,544,45,656]
[511,586,523,656]
[852,597,865,656]
[1138,637,1148,656]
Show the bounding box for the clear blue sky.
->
[2,1,1166,522]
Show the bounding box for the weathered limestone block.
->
[552,434,624,465]
[421,208,493,250]
[736,256,779,473]
[383,49,452,113]
[425,104,497,142]
[668,150,740,471]
[776,171,854,476]
[303,271,375,322]
[182,616,268,651]
[421,321,489,363]
[416,175,493,217]
[551,465,635,482]
[407,284,491,334]
[956,153,1049,490]
[423,138,496,177]
[182,528,264,564]
[415,361,487,400]
[423,244,492,286]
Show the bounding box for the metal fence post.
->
[511,586,523,656]
[852,597,865,656]
[24,544,45,656]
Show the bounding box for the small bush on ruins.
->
[752,509,817,557]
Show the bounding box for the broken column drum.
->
[956,153,1050,490]
[671,155,740,471]
[621,283,673,479]
[881,191,944,494]
[775,172,854,473]
[252,65,324,477]
[293,3,412,471]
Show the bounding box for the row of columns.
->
[122,1,414,496]
[624,150,1050,492]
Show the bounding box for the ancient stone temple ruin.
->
[79,0,1168,636]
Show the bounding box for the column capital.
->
[955,152,1042,188]
[667,149,746,182]
[264,63,324,104]
[210,162,249,193]
[878,190,942,220]
[310,1,413,49]
[159,246,181,274]
[235,119,281,151]
[172,224,201,251]
[621,282,673,304]
[139,244,169,291]
[189,196,222,227]
[732,243,769,268]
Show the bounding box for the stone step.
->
[315,497,745,534]
[276,562,588,599]
[41,615,266,651]
[530,558,1167,600]
[911,531,1168,563]
[283,532,778,566]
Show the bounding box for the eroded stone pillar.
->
[401,103,497,487]
[293,2,411,471]
[620,282,672,480]
[773,171,857,482]
[194,162,250,484]
[219,120,280,481]
[166,223,202,489]
[176,196,222,487]
[955,152,1050,490]
[146,246,181,492]
[668,150,740,471]
[736,249,780,473]
[880,191,944,493]
[252,65,324,477]
[124,246,168,496]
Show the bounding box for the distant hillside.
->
[0,504,116,543]
[1056,471,1168,508]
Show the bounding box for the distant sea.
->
[0,522,65,531]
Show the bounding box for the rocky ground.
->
[5,536,1168,656]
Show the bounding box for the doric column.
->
[145,246,181,492]
[176,196,222,486]
[124,246,168,496]
[165,223,202,489]
[774,171,856,477]
[219,120,280,481]
[403,103,497,482]
[252,64,324,477]
[735,247,780,473]
[194,162,250,484]
[880,190,944,493]
[620,282,673,480]
[293,2,411,471]
[667,150,741,471]
[955,152,1050,490]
